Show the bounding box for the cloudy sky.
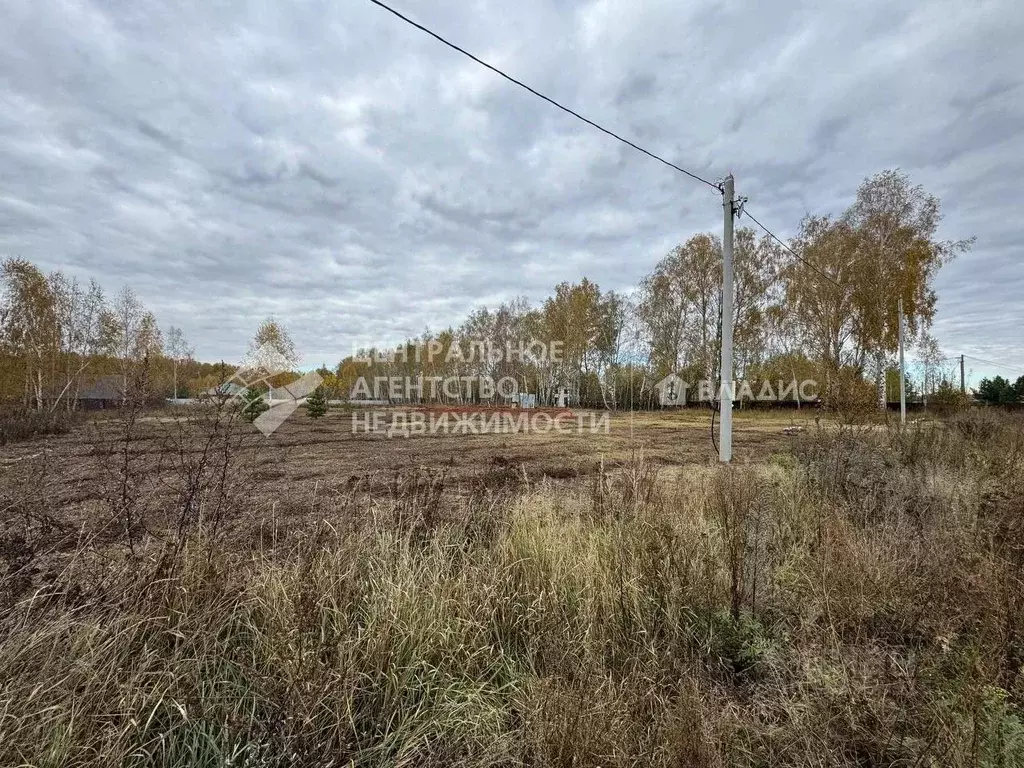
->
[2,0,1022,384]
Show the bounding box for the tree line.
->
[2,169,982,412]
[0,261,226,409]
[328,169,973,410]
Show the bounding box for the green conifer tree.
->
[240,386,269,422]
[305,386,328,418]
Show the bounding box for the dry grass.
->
[0,406,77,446]
[1,409,1023,766]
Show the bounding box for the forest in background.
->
[3,169,997,412]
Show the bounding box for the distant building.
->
[203,382,246,398]
[76,375,125,409]
[268,385,312,403]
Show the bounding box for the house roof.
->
[78,375,124,401]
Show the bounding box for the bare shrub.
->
[0,404,77,445]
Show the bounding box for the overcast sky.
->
[1,0,1021,384]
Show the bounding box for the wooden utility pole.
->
[719,174,735,462]
[959,354,966,394]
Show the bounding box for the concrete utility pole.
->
[898,298,906,425]
[959,354,966,394]
[719,174,735,462]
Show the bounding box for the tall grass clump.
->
[0,404,77,445]
[1,411,1023,766]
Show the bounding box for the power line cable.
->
[742,207,842,288]
[366,0,720,191]
[369,0,865,296]
[963,355,1024,376]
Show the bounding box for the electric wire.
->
[368,0,856,296]
[742,207,843,288]
[366,0,720,191]
[367,0,994,434]
[963,355,1024,377]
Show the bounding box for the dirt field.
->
[0,406,815,518]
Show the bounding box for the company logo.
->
[654,374,819,405]
[655,373,686,406]
[227,343,322,436]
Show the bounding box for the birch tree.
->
[781,215,859,405]
[1,258,58,408]
[844,170,972,409]
[48,272,106,410]
[103,286,163,400]
[165,326,194,399]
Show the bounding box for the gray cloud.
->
[0,0,1021,380]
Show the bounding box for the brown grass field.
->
[1,405,1023,767]
[0,407,806,514]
